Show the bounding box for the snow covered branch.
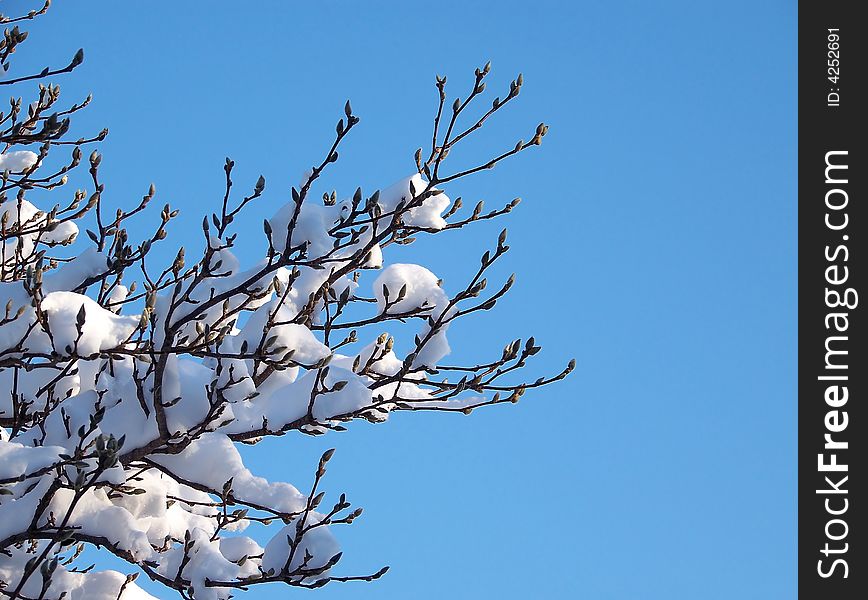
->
[0,6,571,599]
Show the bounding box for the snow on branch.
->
[0,9,572,600]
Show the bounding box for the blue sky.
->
[14,1,796,598]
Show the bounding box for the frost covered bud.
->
[171,247,185,275]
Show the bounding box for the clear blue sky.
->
[15,1,796,598]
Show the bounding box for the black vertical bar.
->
[799,2,864,597]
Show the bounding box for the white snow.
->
[0,167,486,597]
[261,511,340,580]
[153,433,306,514]
[39,291,140,355]
[373,263,453,366]
[378,173,450,230]
[0,150,39,173]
